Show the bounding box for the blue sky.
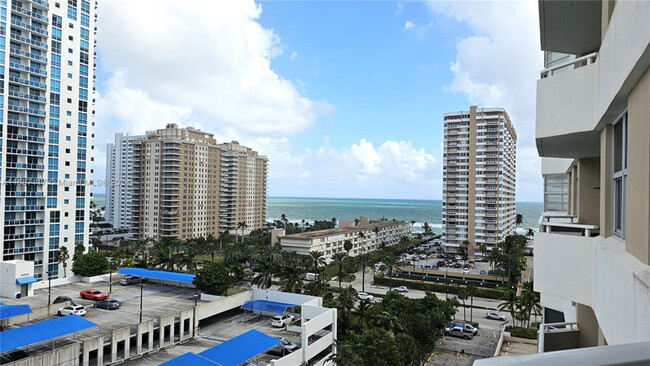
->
[93,0,543,202]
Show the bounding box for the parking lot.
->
[2,278,200,341]
[437,327,500,358]
[399,252,494,277]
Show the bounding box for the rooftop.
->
[280,219,409,240]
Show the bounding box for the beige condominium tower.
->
[107,124,268,241]
[442,106,517,258]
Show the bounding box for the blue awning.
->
[0,315,97,354]
[159,352,221,366]
[241,300,298,314]
[16,276,37,285]
[118,268,195,284]
[0,304,32,320]
[199,329,281,366]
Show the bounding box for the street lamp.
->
[139,281,144,323]
[108,261,113,296]
[47,271,53,307]
[445,267,448,299]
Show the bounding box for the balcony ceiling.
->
[539,0,602,54]
[536,131,601,159]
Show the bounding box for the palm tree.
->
[526,228,535,239]
[332,252,348,288]
[354,299,372,328]
[308,251,325,274]
[515,213,523,227]
[343,240,352,254]
[337,285,358,333]
[303,272,329,297]
[357,253,370,292]
[383,254,397,290]
[252,260,274,289]
[223,242,241,264]
[55,246,70,277]
[467,283,477,323]
[478,243,488,258]
[498,290,519,326]
[205,234,219,262]
[237,221,248,243]
[457,287,468,322]
[422,222,432,236]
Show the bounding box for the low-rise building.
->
[278,217,411,259]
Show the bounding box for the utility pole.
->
[139,281,144,323]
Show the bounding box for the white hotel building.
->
[0,0,96,281]
[478,0,650,364]
[442,106,517,257]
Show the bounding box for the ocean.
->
[93,194,543,233]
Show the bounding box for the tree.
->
[526,228,535,239]
[252,260,274,289]
[498,290,519,326]
[308,251,325,274]
[457,287,468,322]
[354,299,372,328]
[194,262,233,296]
[55,246,70,277]
[357,253,370,292]
[332,252,348,288]
[205,234,219,262]
[343,240,352,253]
[73,243,85,261]
[515,213,523,226]
[303,272,329,297]
[72,251,109,277]
[478,243,488,258]
[236,221,248,243]
[467,283,477,323]
[422,222,432,236]
[461,240,470,260]
[384,254,397,290]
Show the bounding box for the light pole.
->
[139,281,144,323]
[445,267,448,300]
[47,271,53,308]
[109,263,113,296]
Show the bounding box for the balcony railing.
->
[540,52,597,79]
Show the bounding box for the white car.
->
[57,305,87,317]
[271,314,295,328]
[393,286,408,293]
[486,311,507,321]
[358,292,374,301]
[462,268,470,274]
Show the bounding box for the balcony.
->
[536,53,599,158]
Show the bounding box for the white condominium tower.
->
[442,106,517,257]
[0,0,96,281]
[105,133,145,231]
[105,124,268,241]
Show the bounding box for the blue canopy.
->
[118,268,195,283]
[0,304,32,320]
[159,352,221,366]
[199,329,281,366]
[0,315,97,354]
[16,276,37,285]
[241,300,297,314]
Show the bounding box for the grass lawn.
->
[195,254,224,263]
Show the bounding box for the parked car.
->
[94,299,122,310]
[271,314,295,328]
[462,268,470,274]
[57,305,87,316]
[451,321,478,335]
[358,292,374,301]
[431,265,439,270]
[486,311,507,321]
[479,270,487,275]
[53,296,76,305]
[393,286,408,293]
[267,338,298,356]
[454,263,462,268]
[444,326,474,340]
[437,261,446,267]
[79,289,108,301]
[120,276,144,285]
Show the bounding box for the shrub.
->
[506,326,538,339]
[373,276,508,300]
[193,262,233,296]
[72,251,109,277]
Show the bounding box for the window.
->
[544,174,569,212]
[613,113,627,238]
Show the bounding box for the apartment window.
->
[613,113,627,238]
[544,174,569,212]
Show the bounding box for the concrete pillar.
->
[82,335,104,366]
[179,307,194,342]
[626,68,650,265]
[137,320,155,355]
[467,106,477,258]
[601,0,616,42]
[576,303,599,348]
[159,314,176,348]
[111,326,131,363]
[600,125,614,237]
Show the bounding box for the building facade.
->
[105,124,268,241]
[442,106,517,257]
[278,217,411,260]
[482,0,650,363]
[0,0,96,281]
[105,133,145,231]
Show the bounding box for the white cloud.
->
[95,0,331,139]
[428,0,544,201]
[404,20,434,38]
[404,21,415,30]
[394,3,403,16]
[290,51,298,60]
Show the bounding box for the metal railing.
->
[540,52,598,79]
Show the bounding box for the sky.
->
[92,0,543,202]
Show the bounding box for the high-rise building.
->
[476,1,650,364]
[105,124,268,241]
[442,106,517,257]
[0,0,96,281]
[105,133,145,231]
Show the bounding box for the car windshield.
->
[74,306,84,310]
[92,291,101,294]
[273,315,282,320]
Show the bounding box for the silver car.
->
[486,311,507,321]
[444,326,474,340]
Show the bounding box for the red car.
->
[79,289,108,301]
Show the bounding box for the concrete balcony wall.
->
[535,233,650,345]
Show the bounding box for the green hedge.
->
[374,276,508,300]
[506,326,538,340]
